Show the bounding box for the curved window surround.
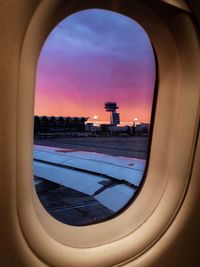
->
[33,9,156,226]
[16,1,200,266]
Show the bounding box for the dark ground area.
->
[36,180,114,226]
[34,136,149,159]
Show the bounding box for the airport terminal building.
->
[34,116,88,137]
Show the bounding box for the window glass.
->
[34,9,156,226]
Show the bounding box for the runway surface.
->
[35,136,149,159]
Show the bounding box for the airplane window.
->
[33,9,156,226]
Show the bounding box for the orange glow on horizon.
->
[34,9,156,125]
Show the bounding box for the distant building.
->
[85,123,94,132]
[34,116,88,137]
[104,102,120,126]
[100,124,130,136]
[135,123,149,136]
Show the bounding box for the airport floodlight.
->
[133,118,140,126]
[93,115,98,120]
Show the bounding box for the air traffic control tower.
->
[104,102,120,126]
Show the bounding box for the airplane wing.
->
[34,145,145,212]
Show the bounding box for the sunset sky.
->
[34,9,156,125]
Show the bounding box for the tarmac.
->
[34,136,149,159]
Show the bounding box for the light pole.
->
[93,115,98,126]
[93,115,98,136]
[133,117,139,126]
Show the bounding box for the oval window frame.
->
[16,0,200,266]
